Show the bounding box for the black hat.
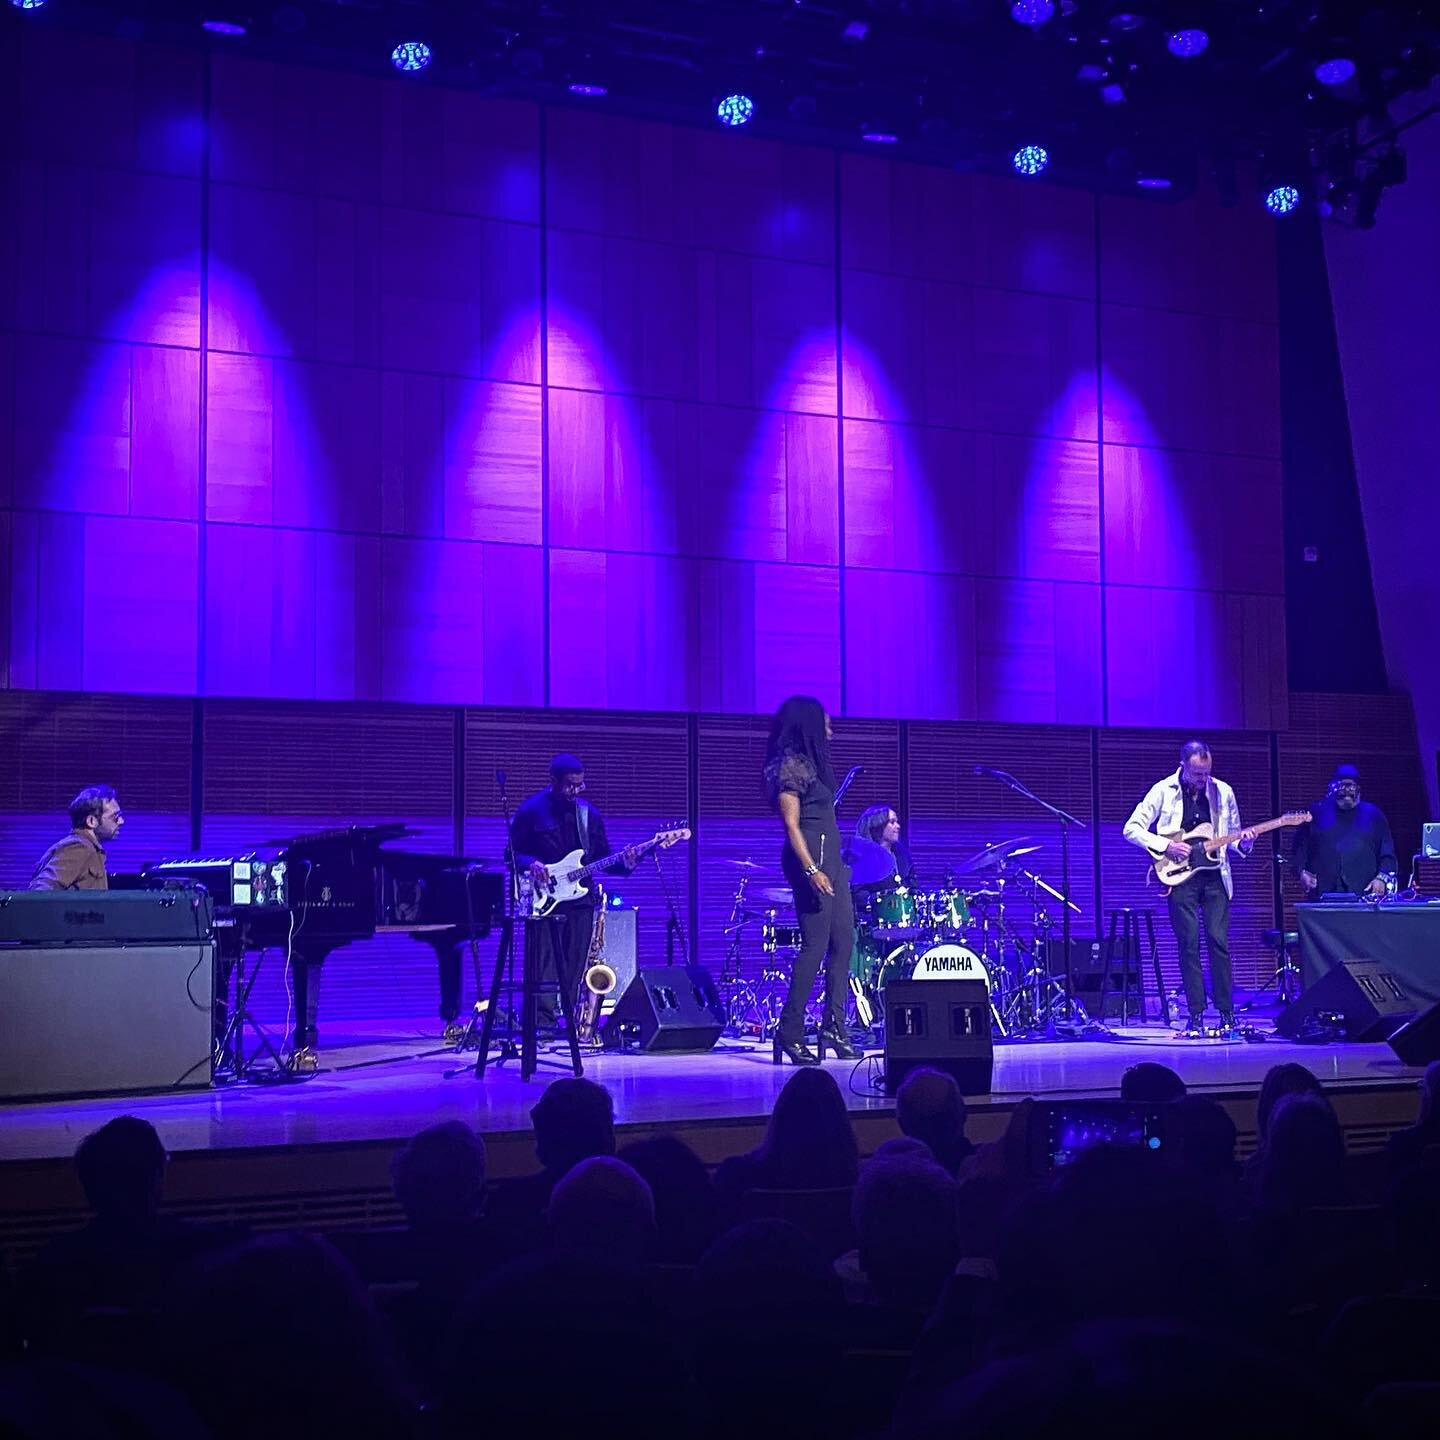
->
[1331,763,1360,784]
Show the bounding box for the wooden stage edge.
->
[0,1018,1428,1266]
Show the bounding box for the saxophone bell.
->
[576,886,612,1044]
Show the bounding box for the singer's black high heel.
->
[821,1024,858,1060]
[773,1036,820,1066]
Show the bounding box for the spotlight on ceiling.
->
[1264,183,1301,216]
[1314,57,1357,86]
[1010,0,1056,28]
[568,83,608,97]
[1136,176,1173,190]
[716,93,755,127]
[1012,144,1050,176]
[391,41,432,74]
[861,131,899,145]
[201,20,247,37]
[11,0,48,10]
[1166,29,1210,58]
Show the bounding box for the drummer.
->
[847,804,917,893]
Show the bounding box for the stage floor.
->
[0,1015,1424,1167]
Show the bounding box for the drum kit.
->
[717,835,1087,1042]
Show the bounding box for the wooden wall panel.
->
[1099,187,1279,322]
[1097,728,1277,1000]
[1106,587,1288,730]
[1100,304,1282,458]
[547,231,836,413]
[840,272,1098,438]
[16,32,203,178]
[843,420,1100,582]
[840,155,1097,299]
[1103,447,1284,593]
[546,110,834,265]
[976,577,1104,725]
[0,333,12,510]
[380,90,539,223]
[844,569,977,721]
[548,394,836,564]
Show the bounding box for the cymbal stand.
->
[718,874,759,1035]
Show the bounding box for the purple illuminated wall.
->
[0,30,1287,728]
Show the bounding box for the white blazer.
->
[1123,770,1251,898]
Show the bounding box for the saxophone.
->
[576,886,617,1044]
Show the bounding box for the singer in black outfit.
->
[763,697,857,1065]
[511,754,638,1029]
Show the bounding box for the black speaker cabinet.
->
[1044,937,1145,1019]
[596,906,638,1017]
[883,978,993,1096]
[1275,958,1417,1042]
[1387,1001,1440,1067]
[0,941,215,1099]
[603,965,725,1053]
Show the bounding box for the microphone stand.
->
[833,765,863,811]
[976,769,1100,1041]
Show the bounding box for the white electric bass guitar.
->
[1152,810,1310,889]
[518,827,691,919]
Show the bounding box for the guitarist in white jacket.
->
[1123,740,1255,1039]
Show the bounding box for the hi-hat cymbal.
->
[719,857,766,871]
[953,837,1041,876]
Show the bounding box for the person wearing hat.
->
[1291,764,1398,898]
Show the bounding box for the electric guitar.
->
[517,826,691,918]
[1152,811,1310,889]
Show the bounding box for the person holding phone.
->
[763,696,857,1066]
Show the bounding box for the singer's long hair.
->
[763,695,835,804]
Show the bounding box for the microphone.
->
[974,764,1016,781]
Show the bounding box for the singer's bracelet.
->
[803,862,821,877]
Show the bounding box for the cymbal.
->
[846,835,900,887]
[719,857,766,871]
[750,885,796,907]
[953,837,1041,876]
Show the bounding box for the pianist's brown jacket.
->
[30,830,109,891]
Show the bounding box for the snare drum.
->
[911,943,991,991]
[761,921,803,953]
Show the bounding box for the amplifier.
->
[0,940,214,1099]
[0,890,214,946]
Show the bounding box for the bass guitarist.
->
[1123,740,1254,1039]
[511,754,641,1031]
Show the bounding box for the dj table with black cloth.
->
[1297,901,1440,1009]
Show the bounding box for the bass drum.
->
[910,944,991,991]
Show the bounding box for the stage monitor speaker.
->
[1044,937,1144,1019]
[597,906,638,1017]
[603,965,724,1053]
[1274,958,1417,1042]
[883,978,993,1096]
[0,941,214,1100]
[1386,1001,1440,1067]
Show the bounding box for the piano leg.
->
[289,948,328,1068]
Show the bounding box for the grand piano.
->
[135,825,505,1068]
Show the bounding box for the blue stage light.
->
[1012,143,1049,177]
[861,131,899,145]
[202,20,247,36]
[1314,57,1356,86]
[11,0,48,10]
[568,82,608,97]
[1166,29,1210,58]
[391,41,432,74]
[1010,0,1055,27]
[716,93,755,127]
[1136,176,1173,190]
[1264,184,1301,216]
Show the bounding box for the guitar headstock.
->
[656,826,693,848]
[1282,810,1312,826]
